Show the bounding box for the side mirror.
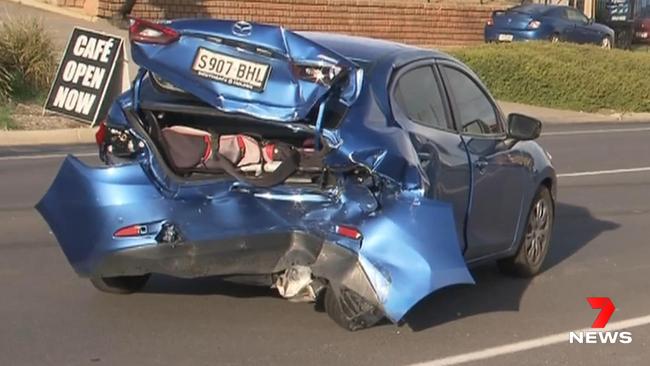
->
[507,113,542,141]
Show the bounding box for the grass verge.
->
[450,42,650,113]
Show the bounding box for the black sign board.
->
[605,0,634,22]
[44,28,124,125]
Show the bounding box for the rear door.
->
[546,7,579,42]
[572,9,604,44]
[565,7,592,43]
[390,60,471,252]
[438,61,528,261]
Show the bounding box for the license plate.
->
[192,48,271,92]
[498,34,514,42]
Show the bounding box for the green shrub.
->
[0,104,15,130]
[0,17,56,102]
[451,42,650,113]
[0,64,11,101]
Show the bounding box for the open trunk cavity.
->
[138,107,334,188]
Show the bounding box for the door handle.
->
[474,159,488,174]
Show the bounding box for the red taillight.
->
[486,18,494,26]
[129,18,180,44]
[95,121,107,147]
[114,224,148,237]
[335,225,362,240]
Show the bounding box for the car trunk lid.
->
[491,10,535,30]
[129,18,361,123]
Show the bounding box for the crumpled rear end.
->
[38,154,473,323]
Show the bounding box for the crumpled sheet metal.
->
[38,155,473,323]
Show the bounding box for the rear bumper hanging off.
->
[38,155,473,323]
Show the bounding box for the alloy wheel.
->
[524,198,550,265]
[601,37,612,49]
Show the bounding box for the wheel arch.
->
[498,168,556,261]
[538,171,557,205]
[541,176,554,200]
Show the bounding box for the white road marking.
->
[543,126,650,136]
[411,314,650,366]
[0,152,97,161]
[558,167,650,178]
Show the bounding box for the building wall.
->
[61,0,85,7]
[36,0,85,7]
[37,0,506,46]
[95,0,499,46]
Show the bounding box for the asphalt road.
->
[1,122,649,366]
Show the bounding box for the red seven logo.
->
[587,297,616,328]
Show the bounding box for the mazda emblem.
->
[232,21,253,37]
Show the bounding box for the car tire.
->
[324,285,383,331]
[550,33,561,44]
[497,186,554,278]
[90,274,151,294]
[601,35,612,50]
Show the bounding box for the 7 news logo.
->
[569,297,633,344]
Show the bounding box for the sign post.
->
[44,28,126,126]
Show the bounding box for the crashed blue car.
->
[38,18,556,330]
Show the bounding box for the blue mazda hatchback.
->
[38,18,556,330]
[485,4,615,48]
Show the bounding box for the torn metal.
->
[38,153,473,322]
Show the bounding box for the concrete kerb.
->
[0,127,97,146]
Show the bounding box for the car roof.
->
[298,31,446,64]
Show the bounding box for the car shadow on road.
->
[143,275,279,298]
[138,202,618,330]
[404,202,619,332]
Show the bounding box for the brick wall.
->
[61,0,84,7]
[94,0,499,46]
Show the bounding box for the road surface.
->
[1,122,649,366]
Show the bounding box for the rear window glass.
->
[394,66,450,130]
[510,4,549,15]
[441,66,501,136]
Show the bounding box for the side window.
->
[567,8,588,24]
[441,66,502,136]
[393,66,451,130]
[549,8,567,19]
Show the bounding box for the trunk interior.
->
[137,107,333,188]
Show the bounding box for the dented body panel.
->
[37,20,555,327]
[38,155,472,322]
[131,20,361,122]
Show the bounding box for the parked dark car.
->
[634,8,650,43]
[485,4,615,48]
[38,18,556,331]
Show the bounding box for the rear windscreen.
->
[509,4,549,15]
